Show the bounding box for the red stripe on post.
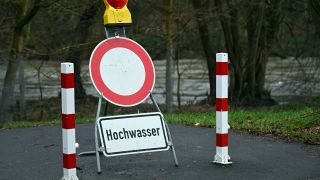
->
[216,62,228,75]
[61,73,75,88]
[216,133,228,147]
[216,98,228,111]
[62,114,75,129]
[63,153,76,169]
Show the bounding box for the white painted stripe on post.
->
[62,88,75,114]
[215,147,229,158]
[216,112,228,134]
[216,53,228,62]
[62,129,76,154]
[215,147,230,164]
[216,75,228,98]
[63,169,77,179]
[61,63,74,74]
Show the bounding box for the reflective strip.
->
[216,62,228,75]
[63,129,76,154]
[62,114,76,129]
[216,98,228,111]
[63,153,76,169]
[216,133,228,147]
[62,88,75,114]
[216,112,228,134]
[61,73,75,89]
[216,75,228,98]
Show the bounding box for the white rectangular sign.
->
[97,112,169,157]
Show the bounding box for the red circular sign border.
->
[89,37,155,107]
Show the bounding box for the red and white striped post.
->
[61,63,79,180]
[214,53,232,165]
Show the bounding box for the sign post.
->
[100,0,132,115]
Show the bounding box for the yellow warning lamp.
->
[103,0,132,26]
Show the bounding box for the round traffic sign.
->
[89,37,155,107]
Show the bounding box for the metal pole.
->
[149,93,179,166]
[95,95,103,173]
[61,63,79,180]
[214,53,232,165]
[78,24,128,174]
[77,96,104,158]
[149,93,161,112]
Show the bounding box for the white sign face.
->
[97,112,169,157]
[100,47,146,96]
[89,37,155,107]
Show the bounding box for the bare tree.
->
[68,2,99,99]
[310,0,320,38]
[192,0,217,105]
[213,0,284,105]
[166,0,174,114]
[0,0,41,122]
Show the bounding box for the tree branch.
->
[15,0,41,31]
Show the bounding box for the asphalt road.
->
[0,124,319,180]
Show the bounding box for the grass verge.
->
[165,105,320,144]
[1,104,319,144]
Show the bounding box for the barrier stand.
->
[78,92,179,174]
[61,63,79,180]
[214,53,232,165]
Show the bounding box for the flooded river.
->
[0,57,319,105]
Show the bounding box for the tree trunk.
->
[310,0,320,38]
[68,3,99,99]
[0,23,23,122]
[19,56,27,121]
[214,0,243,101]
[36,60,44,119]
[175,0,181,110]
[175,32,182,109]
[256,0,284,101]
[214,0,281,105]
[18,22,31,121]
[0,0,40,123]
[0,27,24,122]
[166,0,174,114]
[245,0,265,104]
[70,53,86,98]
[255,25,267,99]
[192,0,216,105]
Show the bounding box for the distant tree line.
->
[0,0,319,122]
